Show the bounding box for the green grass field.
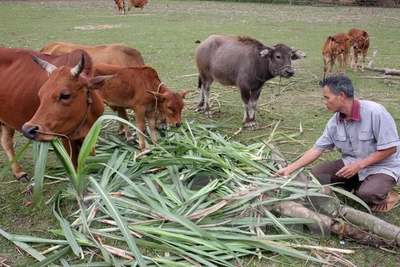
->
[0,0,399,266]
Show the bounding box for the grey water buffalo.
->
[195,35,306,129]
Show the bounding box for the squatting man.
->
[276,74,400,212]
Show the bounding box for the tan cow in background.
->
[348,28,370,71]
[40,42,145,67]
[322,33,351,79]
[128,0,148,12]
[114,0,126,14]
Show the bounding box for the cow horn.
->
[30,54,57,75]
[70,53,85,77]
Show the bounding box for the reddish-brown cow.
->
[93,64,187,151]
[40,42,145,67]
[128,0,148,12]
[322,33,351,79]
[40,41,145,138]
[0,48,109,182]
[348,28,370,72]
[114,0,126,14]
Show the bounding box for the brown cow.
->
[93,64,187,151]
[114,0,126,14]
[128,0,148,12]
[39,42,145,67]
[0,48,109,182]
[39,42,145,138]
[195,35,306,129]
[322,33,351,79]
[348,28,370,71]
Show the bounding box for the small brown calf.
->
[93,64,187,151]
[114,0,125,14]
[322,33,351,79]
[348,28,370,71]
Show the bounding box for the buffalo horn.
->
[70,53,85,77]
[30,54,57,75]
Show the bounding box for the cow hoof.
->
[16,173,30,183]
[127,137,135,145]
[195,107,204,113]
[204,111,212,118]
[243,122,259,131]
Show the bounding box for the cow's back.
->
[40,42,145,67]
[94,64,160,108]
[102,44,145,66]
[0,48,93,131]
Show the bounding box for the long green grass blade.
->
[89,176,147,266]
[53,193,83,257]
[31,246,71,267]
[0,227,47,262]
[32,141,50,206]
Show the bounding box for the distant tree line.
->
[197,0,400,7]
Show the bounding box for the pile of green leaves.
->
[1,115,348,266]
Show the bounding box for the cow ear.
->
[147,91,166,99]
[260,46,274,58]
[88,75,114,90]
[180,90,189,99]
[292,50,306,60]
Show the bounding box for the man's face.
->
[323,85,342,112]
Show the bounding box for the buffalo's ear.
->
[260,46,274,58]
[292,50,306,60]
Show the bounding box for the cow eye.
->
[168,106,172,110]
[60,93,71,100]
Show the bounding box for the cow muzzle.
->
[284,69,294,77]
[22,125,39,140]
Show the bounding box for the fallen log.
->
[267,197,399,247]
[365,50,400,75]
[264,184,400,248]
[365,67,400,76]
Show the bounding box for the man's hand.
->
[275,165,295,177]
[335,162,362,178]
